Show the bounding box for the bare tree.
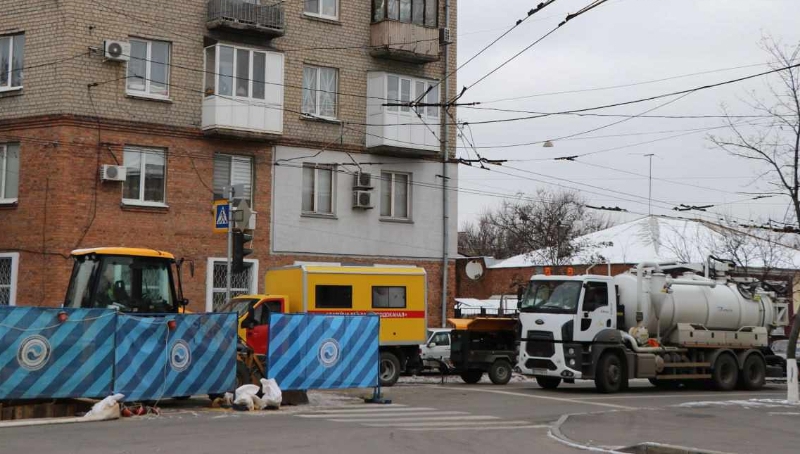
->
[459,189,612,264]
[708,36,800,396]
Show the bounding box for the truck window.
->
[430,332,450,346]
[315,285,353,308]
[372,286,406,308]
[582,282,609,312]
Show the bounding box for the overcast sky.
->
[455,0,800,229]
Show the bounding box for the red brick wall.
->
[455,258,632,300]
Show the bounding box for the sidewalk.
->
[554,399,800,454]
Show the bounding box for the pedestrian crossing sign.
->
[213,201,230,234]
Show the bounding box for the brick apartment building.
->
[0,0,458,326]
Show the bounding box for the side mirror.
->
[180,298,189,307]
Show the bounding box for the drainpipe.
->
[440,0,451,328]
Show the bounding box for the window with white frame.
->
[373,0,437,27]
[0,143,19,204]
[304,0,338,20]
[302,65,338,119]
[385,74,439,118]
[0,253,19,306]
[380,171,411,219]
[302,163,335,215]
[213,154,253,203]
[126,38,170,98]
[207,259,258,312]
[122,146,167,205]
[0,34,24,91]
[204,44,274,100]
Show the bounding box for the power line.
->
[463,106,772,120]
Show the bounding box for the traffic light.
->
[233,229,253,273]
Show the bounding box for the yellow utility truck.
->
[264,265,428,386]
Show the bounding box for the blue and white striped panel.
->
[267,313,379,391]
[162,313,236,398]
[113,314,171,402]
[0,307,115,400]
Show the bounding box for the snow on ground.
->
[396,373,532,385]
[677,399,800,409]
[306,391,363,407]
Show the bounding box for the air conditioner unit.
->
[354,172,373,189]
[439,28,451,44]
[103,40,131,62]
[352,190,373,209]
[100,165,127,182]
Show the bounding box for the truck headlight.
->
[568,359,576,367]
[567,347,575,356]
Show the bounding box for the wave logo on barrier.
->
[170,339,191,372]
[17,335,51,371]
[318,339,340,368]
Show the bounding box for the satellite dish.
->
[465,260,484,281]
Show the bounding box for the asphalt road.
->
[0,378,791,454]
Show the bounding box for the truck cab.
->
[217,294,286,354]
[517,275,616,387]
[63,248,188,313]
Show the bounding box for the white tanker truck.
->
[516,258,790,392]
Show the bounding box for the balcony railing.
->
[207,0,285,37]
[370,21,440,63]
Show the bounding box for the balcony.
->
[370,21,440,64]
[365,72,440,157]
[206,0,285,38]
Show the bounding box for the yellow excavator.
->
[62,247,191,313]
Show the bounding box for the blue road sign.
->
[214,202,229,233]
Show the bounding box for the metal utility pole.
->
[440,0,451,328]
[225,186,234,305]
[644,153,654,216]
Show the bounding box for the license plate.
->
[531,368,548,375]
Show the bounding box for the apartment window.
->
[204,44,274,101]
[374,0,437,26]
[372,286,406,308]
[302,66,338,119]
[302,164,335,215]
[122,146,166,206]
[304,0,338,20]
[385,74,438,118]
[0,253,19,306]
[315,285,352,309]
[380,171,410,219]
[0,33,24,90]
[0,144,19,204]
[126,39,170,99]
[213,154,253,203]
[207,258,257,312]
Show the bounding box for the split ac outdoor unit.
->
[103,40,131,62]
[100,164,127,182]
[352,190,373,209]
[439,28,451,44]
[354,172,373,189]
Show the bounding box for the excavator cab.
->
[63,248,188,314]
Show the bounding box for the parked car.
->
[771,339,800,361]
[419,328,453,372]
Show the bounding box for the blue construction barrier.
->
[267,313,379,391]
[0,307,115,400]
[114,313,237,402]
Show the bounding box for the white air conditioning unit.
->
[100,165,127,182]
[354,172,372,189]
[352,190,373,209]
[439,28,451,44]
[103,40,131,62]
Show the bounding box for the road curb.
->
[549,414,625,453]
[0,407,120,429]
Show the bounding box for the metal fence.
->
[207,0,285,33]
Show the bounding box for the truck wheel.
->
[536,376,561,389]
[379,352,401,387]
[712,353,738,391]
[595,352,625,393]
[738,354,766,390]
[460,370,483,384]
[488,360,512,385]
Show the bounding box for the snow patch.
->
[306,391,362,407]
[677,398,800,409]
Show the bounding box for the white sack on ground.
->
[84,393,125,418]
[233,384,261,411]
[260,378,282,409]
